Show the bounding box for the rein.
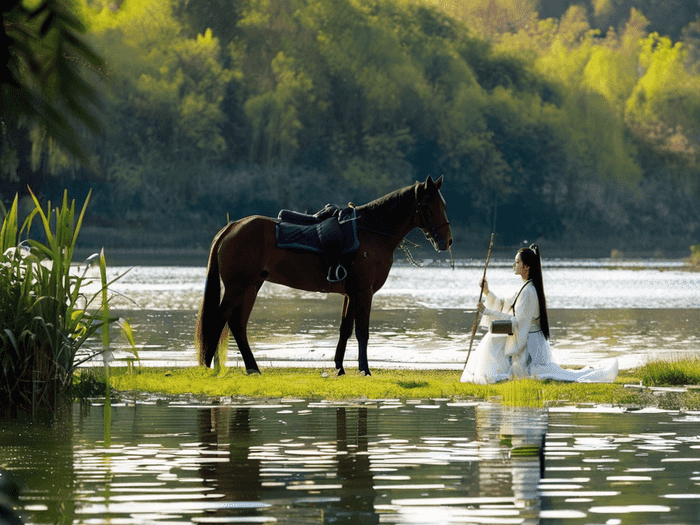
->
[355,188,452,268]
[355,222,425,266]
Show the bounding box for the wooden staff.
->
[464,233,495,369]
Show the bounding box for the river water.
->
[84,259,700,371]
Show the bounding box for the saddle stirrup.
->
[327,264,347,283]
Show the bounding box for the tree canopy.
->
[2,0,699,253]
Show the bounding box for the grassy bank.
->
[79,357,700,410]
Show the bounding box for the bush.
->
[0,190,136,414]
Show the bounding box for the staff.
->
[464,233,495,368]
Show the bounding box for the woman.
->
[461,244,618,384]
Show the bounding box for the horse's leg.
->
[205,307,231,368]
[354,290,373,376]
[227,283,262,374]
[334,295,355,376]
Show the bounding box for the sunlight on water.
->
[1,401,699,524]
[79,261,700,371]
[101,261,700,311]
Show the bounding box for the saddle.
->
[275,204,360,282]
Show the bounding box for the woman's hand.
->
[479,278,489,296]
[475,302,486,323]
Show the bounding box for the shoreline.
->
[80,362,700,411]
[73,246,696,269]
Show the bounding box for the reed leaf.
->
[0,195,19,253]
[0,188,137,414]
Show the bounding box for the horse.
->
[195,174,453,376]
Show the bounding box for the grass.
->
[85,355,700,411]
[636,355,700,386]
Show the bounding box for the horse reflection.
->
[197,407,264,504]
[329,407,378,524]
[196,405,378,523]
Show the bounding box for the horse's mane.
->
[356,181,416,216]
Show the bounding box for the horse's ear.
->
[425,174,442,191]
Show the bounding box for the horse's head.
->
[415,175,453,252]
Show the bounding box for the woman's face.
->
[513,254,530,279]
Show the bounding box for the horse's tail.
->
[196,228,228,366]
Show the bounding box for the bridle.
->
[416,189,451,251]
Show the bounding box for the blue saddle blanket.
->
[275,207,359,255]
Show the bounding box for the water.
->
[1,400,699,524]
[82,260,700,371]
[3,258,700,524]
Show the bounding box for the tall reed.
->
[0,190,136,414]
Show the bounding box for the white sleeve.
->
[505,286,538,357]
[480,290,505,328]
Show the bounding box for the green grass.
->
[91,357,700,410]
[636,355,700,386]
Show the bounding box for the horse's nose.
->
[447,237,453,249]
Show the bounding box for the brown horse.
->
[196,175,452,376]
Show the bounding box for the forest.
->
[2,0,700,257]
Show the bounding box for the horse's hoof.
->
[360,370,372,377]
[246,368,261,375]
[336,368,345,376]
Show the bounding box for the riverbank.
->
[81,358,700,410]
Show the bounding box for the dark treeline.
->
[2,0,700,256]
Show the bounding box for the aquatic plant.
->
[0,190,136,414]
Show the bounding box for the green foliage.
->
[2,0,699,252]
[0,190,136,413]
[1,0,105,173]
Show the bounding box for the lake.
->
[2,257,700,524]
[82,259,700,372]
[1,399,699,524]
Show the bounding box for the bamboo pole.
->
[464,233,495,369]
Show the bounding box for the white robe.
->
[461,281,618,384]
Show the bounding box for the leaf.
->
[117,318,138,359]
[0,195,19,253]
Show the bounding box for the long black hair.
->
[518,244,549,340]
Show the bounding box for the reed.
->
[0,190,136,414]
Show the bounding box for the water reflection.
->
[195,404,379,523]
[189,402,548,524]
[2,401,700,523]
[476,404,547,523]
